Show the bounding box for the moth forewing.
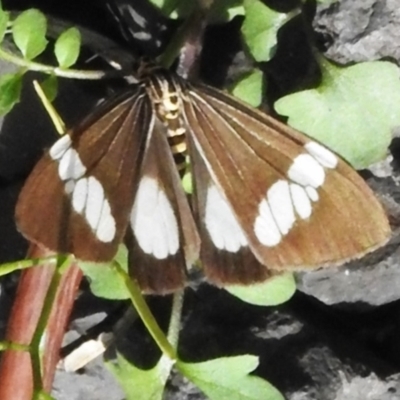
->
[182,81,390,276]
[16,87,153,263]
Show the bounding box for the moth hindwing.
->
[16,66,390,293]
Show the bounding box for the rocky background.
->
[1,1,400,399]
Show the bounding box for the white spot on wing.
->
[69,176,116,242]
[131,177,179,259]
[85,177,104,231]
[96,199,116,242]
[72,178,88,214]
[254,199,281,247]
[267,180,295,235]
[65,180,75,195]
[49,135,72,160]
[205,185,247,252]
[58,148,87,181]
[288,154,325,188]
[305,186,319,202]
[305,141,338,169]
[290,183,312,219]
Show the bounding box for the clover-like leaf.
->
[225,272,296,306]
[12,9,48,60]
[177,356,284,400]
[0,72,23,114]
[78,245,129,300]
[54,27,81,69]
[231,69,263,107]
[107,352,174,400]
[275,60,400,169]
[242,0,289,62]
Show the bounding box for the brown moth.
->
[16,65,391,294]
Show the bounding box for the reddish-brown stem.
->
[0,244,82,399]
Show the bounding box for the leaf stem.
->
[0,46,106,80]
[167,290,184,350]
[0,256,57,276]
[115,264,177,360]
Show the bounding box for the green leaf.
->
[78,245,130,300]
[177,356,284,400]
[225,273,296,306]
[231,69,263,107]
[107,352,174,400]
[0,5,9,44]
[242,0,289,62]
[54,27,81,68]
[275,60,400,169]
[209,0,245,22]
[40,74,58,102]
[0,72,23,114]
[12,9,48,60]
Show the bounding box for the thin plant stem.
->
[0,46,106,80]
[167,290,184,351]
[115,264,177,360]
[0,256,57,276]
[30,256,71,397]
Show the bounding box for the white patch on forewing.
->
[290,183,312,219]
[254,199,281,246]
[131,177,179,259]
[58,148,87,181]
[205,185,247,252]
[253,142,338,248]
[72,178,88,214]
[49,136,116,242]
[288,154,325,188]
[85,177,104,231]
[70,177,116,243]
[305,141,338,169]
[267,180,295,235]
[305,186,319,202]
[49,135,72,160]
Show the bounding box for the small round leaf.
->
[0,72,23,114]
[12,9,48,60]
[54,27,81,69]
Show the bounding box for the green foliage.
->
[78,245,130,300]
[108,353,284,400]
[54,27,81,68]
[242,0,289,62]
[226,273,296,306]
[107,353,173,400]
[40,74,58,102]
[0,72,22,114]
[230,69,263,107]
[12,9,48,60]
[275,59,399,168]
[177,356,284,400]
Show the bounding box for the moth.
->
[16,63,391,294]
